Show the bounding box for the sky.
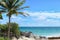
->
[0,0,60,27]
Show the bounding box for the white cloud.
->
[11,15,17,18]
[0,11,60,26]
[29,12,60,21]
[21,11,60,26]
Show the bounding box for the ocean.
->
[19,27,60,37]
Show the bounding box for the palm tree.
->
[0,0,29,39]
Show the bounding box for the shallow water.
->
[19,27,60,37]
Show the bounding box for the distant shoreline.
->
[20,26,60,27]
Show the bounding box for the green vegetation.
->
[0,37,10,40]
[0,37,4,40]
[0,23,20,40]
[10,23,20,38]
[0,13,3,19]
[0,0,29,39]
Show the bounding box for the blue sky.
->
[0,0,60,27]
[25,0,60,12]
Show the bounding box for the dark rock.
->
[40,36,46,39]
[48,37,60,39]
[20,31,32,37]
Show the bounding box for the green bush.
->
[0,37,4,40]
[0,22,20,38]
[0,37,11,40]
[5,37,10,40]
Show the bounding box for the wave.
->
[46,33,60,37]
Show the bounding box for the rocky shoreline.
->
[12,32,60,40]
[12,31,47,40]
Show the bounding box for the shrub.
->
[0,22,20,38]
[0,37,4,40]
[5,37,10,40]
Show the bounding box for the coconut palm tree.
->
[0,0,29,39]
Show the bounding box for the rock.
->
[40,36,48,40]
[29,33,35,38]
[13,31,48,40]
[20,32,32,37]
[12,37,17,40]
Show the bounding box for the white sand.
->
[12,36,36,40]
[18,36,35,40]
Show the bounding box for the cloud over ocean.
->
[0,11,60,27]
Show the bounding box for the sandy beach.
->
[12,36,60,40]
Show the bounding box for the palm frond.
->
[16,6,29,10]
[8,0,14,5]
[0,13,3,19]
[19,0,25,6]
[12,0,19,6]
[0,10,6,13]
[2,0,6,2]
[2,0,11,8]
[0,7,6,10]
[11,10,18,16]
[0,2,8,9]
[13,0,25,9]
[19,12,29,17]
[7,9,18,16]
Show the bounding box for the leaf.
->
[8,0,14,5]
[0,13,3,19]
[0,9,6,13]
[11,10,18,16]
[13,0,25,9]
[2,0,6,2]
[19,0,25,6]
[7,9,18,16]
[0,2,8,8]
[19,12,29,17]
[0,7,6,10]
[12,0,19,6]
[16,6,29,10]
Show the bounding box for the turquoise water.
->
[19,27,60,37]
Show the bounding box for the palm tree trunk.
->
[8,16,11,40]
